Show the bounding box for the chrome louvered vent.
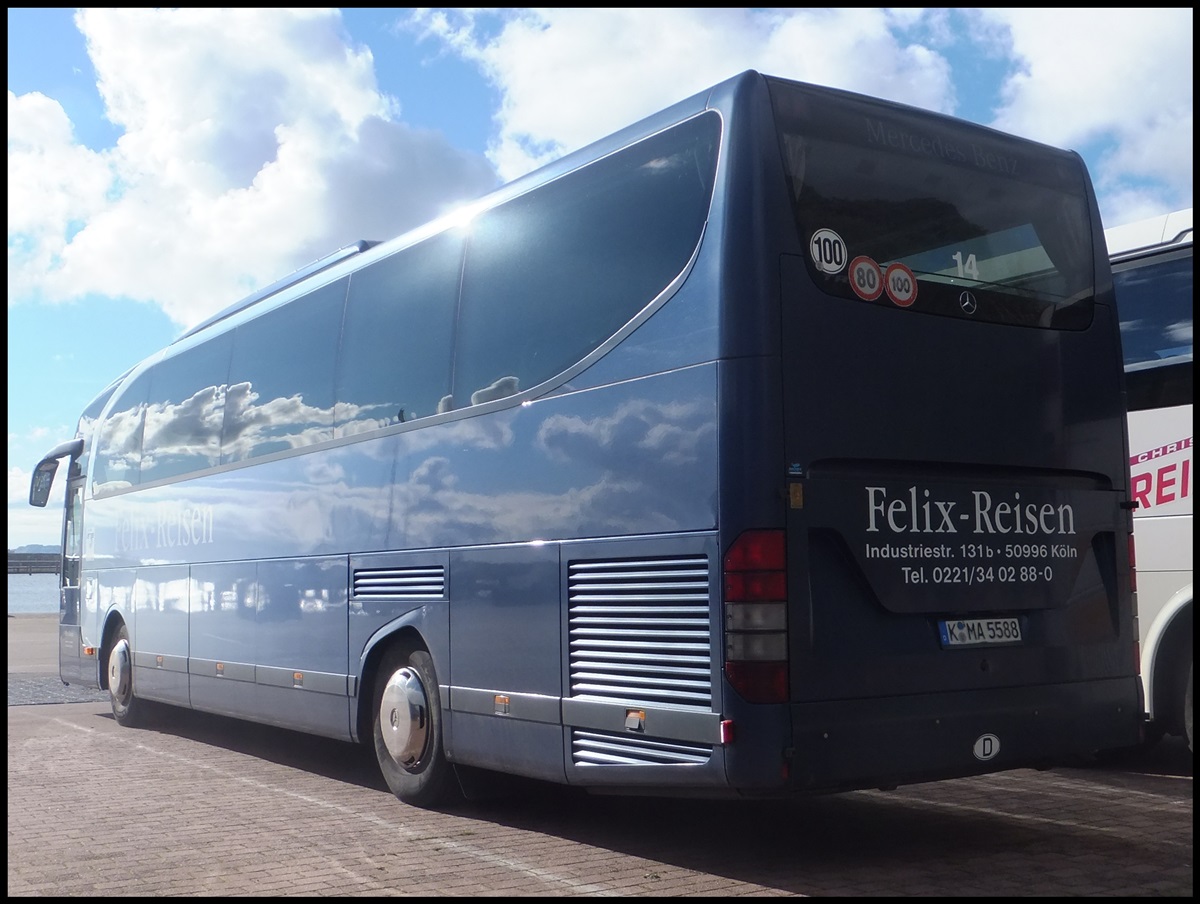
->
[568,556,712,709]
[572,729,712,766]
[352,565,445,600]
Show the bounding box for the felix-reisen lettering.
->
[866,486,1076,536]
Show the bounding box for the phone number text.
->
[901,565,1055,585]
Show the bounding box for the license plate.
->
[938,617,1022,648]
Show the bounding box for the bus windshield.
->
[1114,252,1193,370]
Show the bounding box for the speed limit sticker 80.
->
[849,256,883,301]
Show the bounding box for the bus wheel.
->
[372,646,457,808]
[107,623,149,728]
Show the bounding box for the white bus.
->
[1106,208,1193,755]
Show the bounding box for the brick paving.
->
[7,615,1193,896]
[8,675,109,706]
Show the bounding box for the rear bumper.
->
[786,677,1144,793]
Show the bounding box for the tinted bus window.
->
[336,232,462,434]
[1113,251,1193,370]
[767,77,1094,328]
[454,112,721,407]
[139,332,233,485]
[75,378,123,485]
[222,278,347,463]
[92,368,151,493]
[1115,250,1193,412]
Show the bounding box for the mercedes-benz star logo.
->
[958,290,978,315]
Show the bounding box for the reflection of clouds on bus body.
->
[401,408,519,454]
[535,398,713,467]
[88,384,716,557]
[96,380,340,488]
[469,375,520,405]
[95,404,145,473]
[221,381,334,457]
[395,395,716,541]
[302,458,345,484]
[333,400,396,437]
[1165,320,1192,345]
[220,394,709,550]
[96,379,534,485]
[140,384,225,470]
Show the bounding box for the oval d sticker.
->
[973,733,1000,761]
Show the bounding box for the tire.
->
[372,646,458,808]
[107,623,150,728]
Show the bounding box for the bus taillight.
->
[723,530,788,704]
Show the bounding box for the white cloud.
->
[408,7,1190,227]
[9,7,1191,335]
[8,464,33,505]
[8,465,66,548]
[7,91,116,302]
[8,8,498,330]
[978,8,1193,223]
[407,8,960,181]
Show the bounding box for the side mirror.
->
[28,439,84,508]
[29,459,59,508]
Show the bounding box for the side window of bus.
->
[336,232,461,434]
[139,331,234,485]
[75,381,121,484]
[92,369,152,494]
[222,278,347,464]
[1113,252,1193,369]
[453,111,721,408]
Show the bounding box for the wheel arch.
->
[354,622,431,745]
[98,608,131,692]
[1144,586,1193,734]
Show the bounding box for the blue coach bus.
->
[31,70,1143,806]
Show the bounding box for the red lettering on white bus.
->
[1130,435,1192,466]
[1132,458,1191,510]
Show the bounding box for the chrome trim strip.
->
[255,664,346,695]
[189,657,255,683]
[132,651,188,674]
[449,686,561,723]
[563,697,724,745]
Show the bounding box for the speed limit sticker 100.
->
[809,228,847,275]
[884,262,918,307]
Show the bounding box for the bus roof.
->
[1104,208,1193,258]
[173,240,379,344]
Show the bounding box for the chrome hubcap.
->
[379,667,429,769]
[108,638,132,703]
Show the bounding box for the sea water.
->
[8,572,60,614]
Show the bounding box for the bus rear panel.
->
[716,75,1141,793]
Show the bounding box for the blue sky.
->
[7,8,1194,549]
